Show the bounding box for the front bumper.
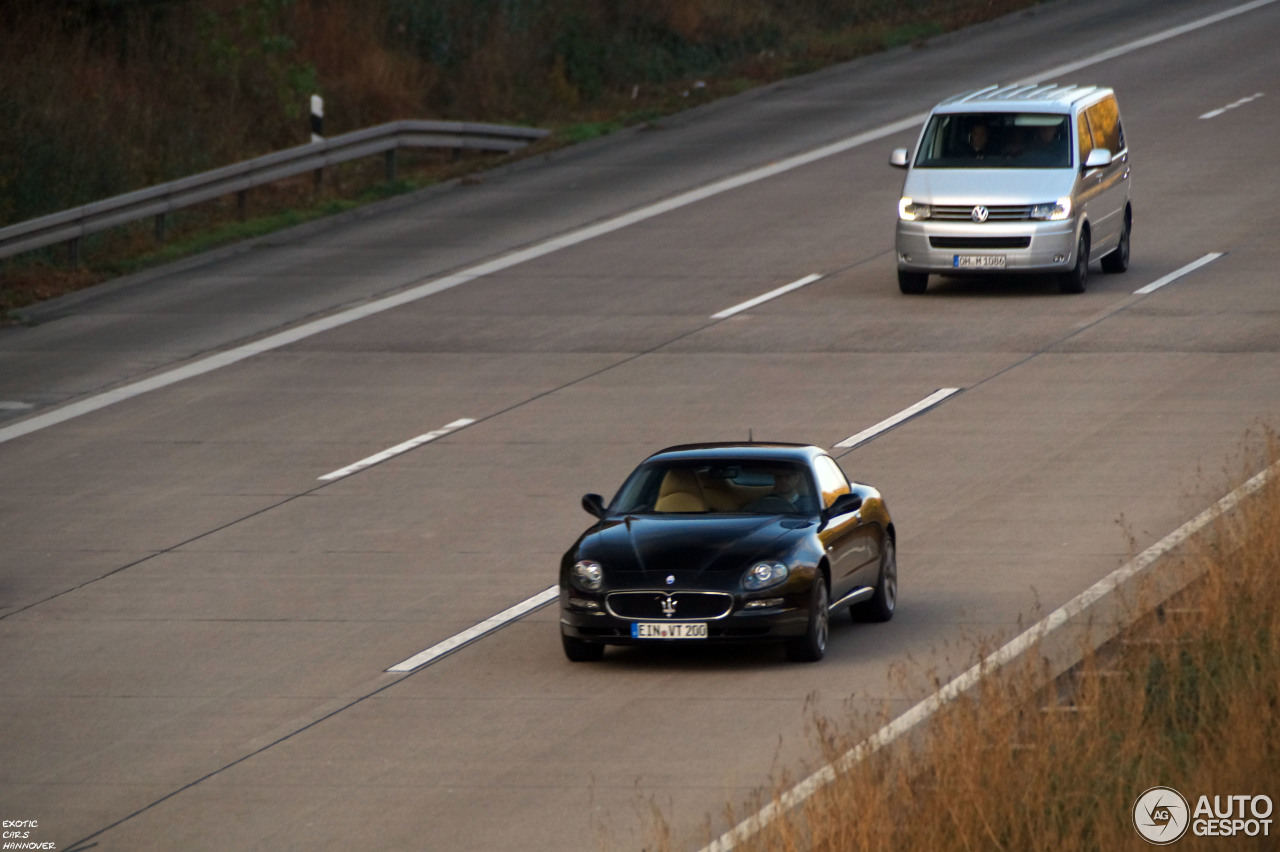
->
[559,586,810,645]
[896,218,1077,274]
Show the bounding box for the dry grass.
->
[654,435,1280,851]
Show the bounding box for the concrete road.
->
[2,0,1279,848]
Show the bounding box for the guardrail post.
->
[68,237,80,268]
[385,149,397,182]
[154,213,167,244]
[237,190,248,221]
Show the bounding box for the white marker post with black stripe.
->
[310,94,324,191]
[310,94,324,143]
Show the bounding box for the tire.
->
[1101,210,1131,274]
[1059,230,1090,294]
[852,537,897,623]
[785,576,829,662]
[898,270,928,295]
[562,633,605,662]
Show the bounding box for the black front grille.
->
[606,591,734,620]
[930,236,1031,249]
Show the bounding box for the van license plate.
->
[954,255,1007,269]
[632,622,708,639]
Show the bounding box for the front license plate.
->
[954,254,1007,269]
[631,622,708,639]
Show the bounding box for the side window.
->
[813,456,851,509]
[1076,111,1094,166]
[1086,96,1123,154]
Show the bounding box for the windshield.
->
[611,460,817,515]
[914,112,1070,169]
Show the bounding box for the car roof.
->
[933,83,1111,114]
[643,442,825,464]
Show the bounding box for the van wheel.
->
[1101,211,1131,274]
[898,271,928,294]
[1059,231,1089,294]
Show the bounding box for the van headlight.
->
[1030,197,1072,221]
[898,197,931,220]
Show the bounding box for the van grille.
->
[930,236,1032,250]
[931,204,1032,221]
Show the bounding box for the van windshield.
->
[914,112,1070,169]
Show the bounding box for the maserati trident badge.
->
[661,595,677,618]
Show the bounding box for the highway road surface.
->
[2,0,1278,848]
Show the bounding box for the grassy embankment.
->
[653,437,1280,851]
[0,0,1042,316]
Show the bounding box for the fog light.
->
[1054,254,1066,263]
[899,253,913,263]
[568,597,601,610]
[744,597,785,609]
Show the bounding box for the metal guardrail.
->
[0,119,549,265]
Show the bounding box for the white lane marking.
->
[834,389,961,449]
[387,585,559,672]
[318,418,475,481]
[711,274,825,319]
[2,0,1273,449]
[701,461,1278,852]
[1011,0,1277,85]
[1133,253,1223,295]
[1200,92,1265,119]
[0,401,34,411]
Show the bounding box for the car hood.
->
[903,168,1074,205]
[579,514,810,578]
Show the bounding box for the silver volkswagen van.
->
[890,84,1132,294]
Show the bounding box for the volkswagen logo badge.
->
[666,575,675,586]
[971,205,990,223]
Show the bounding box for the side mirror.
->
[822,492,863,522]
[582,493,607,519]
[889,148,910,168]
[1083,148,1112,170]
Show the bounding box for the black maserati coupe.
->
[558,443,896,662]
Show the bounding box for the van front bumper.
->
[896,218,1078,274]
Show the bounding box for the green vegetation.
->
[1,0,1043,314]
[653,437,1280,850]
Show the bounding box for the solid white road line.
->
[1200,92,1265,119]
[1133,253,1223,295]
[711,274,825,319]
[386,585,559,673]
[2,0,1271,450]
[701,461,1278,852]
[318,418,475,481]
[834,389,961,449]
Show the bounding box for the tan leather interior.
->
[655,469,708,512]
[654,469,772,513]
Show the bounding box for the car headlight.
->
[571,560,603,591]
[1029,197,1072,221]
[898,197,931,220]
[743,561,789,591]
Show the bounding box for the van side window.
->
[1076,111,1094,166]
[1086,96,1123,154]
